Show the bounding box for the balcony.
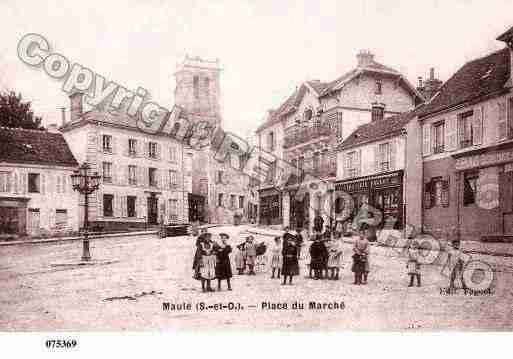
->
[311,162,337,178]
[283,122,331,149]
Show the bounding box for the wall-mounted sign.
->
[455,148,513,171]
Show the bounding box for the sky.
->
[1,0,512,138]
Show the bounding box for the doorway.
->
[147,196,158,225]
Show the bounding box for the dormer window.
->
[371,104,385,122]
[375,79,382,94]
[304,108,313,123]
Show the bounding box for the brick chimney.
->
[69,92,84,122]
[497,25,513,88]
[356,50,375,67]
[417,68,442,101]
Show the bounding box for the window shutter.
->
[422,124,432,155]
[98,133,102,152]
[97,191,103,217]
[500,172,513,213]
[111,163,117,185]
[446,116,457,151]
[473,107,483,145]
[6,172,12,192]
[21,171,27,194]
[111,136,117,154]
[498,102,507,140]
[373,145,379,173]
[157,143,161,160]
[344,153,350,179]
[441,177,450,207]
[122,195,127,217]
[508,98,513,138]
[47,174,54,194]
[40,173,45,195]
[123,138,128,156]
[389,140,397,171]
[423,181,432,209]
[356,149,362,176]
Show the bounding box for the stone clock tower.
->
[174,55,222,128]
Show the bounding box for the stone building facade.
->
[335,112,415,230]
[255,50,423,233]
[417,27,513,241]
[61,94,190,230]
[0,126,79,238]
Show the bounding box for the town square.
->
[1,0,513,340]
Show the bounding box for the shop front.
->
[0,197,29,238]
[453,142,513,241]
[335,170,404,229]
[258,187,282,226]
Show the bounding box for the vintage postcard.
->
[1,0,513,342]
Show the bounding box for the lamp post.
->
[327,182,335,241]
[71,163,101,261]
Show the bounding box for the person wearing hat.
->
[281,232,299,285]
[352,222,370,285]
[448,239,467,291]
[244,235,257,275]
[215,233,233,291]
[309,233,327,280]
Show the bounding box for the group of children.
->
[191,223,436,293]
[192,231,233,292]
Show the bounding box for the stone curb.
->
[0,230,159,247]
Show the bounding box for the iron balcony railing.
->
[283,122,332,149]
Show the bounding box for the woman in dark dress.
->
[215,233,233,291]
[281,233,299,285]
[309,234,328,280]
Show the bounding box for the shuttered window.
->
[424,177,449,209]
[498,101,507,140]
[463,172,478,206]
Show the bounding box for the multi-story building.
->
[0,125,79,237]
[416,26,513,241]
[61,93,190,230]
[335,111,416,230]
[174,55,257,224]
[255,50,423,232]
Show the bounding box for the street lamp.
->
[327,182,335,241]
[71,163,101,261]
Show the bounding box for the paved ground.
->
[1,225,512,331]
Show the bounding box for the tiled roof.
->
[417,47,511,118]
[306,80,329,94]
[255,87,303,133]
[61,105,183,134]
[256,58,409,133]
[336,111,416,150]
[0,127,78,167]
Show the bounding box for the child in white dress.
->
[201,241,216,292]
[270,237,283,279]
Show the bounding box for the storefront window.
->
[464,172,478,206]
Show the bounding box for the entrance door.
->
[27,209,40,236]
[374,188,401,228]
[0,207,19,235]
[147,196,158,225]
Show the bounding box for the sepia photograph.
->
[1,1,513,352]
